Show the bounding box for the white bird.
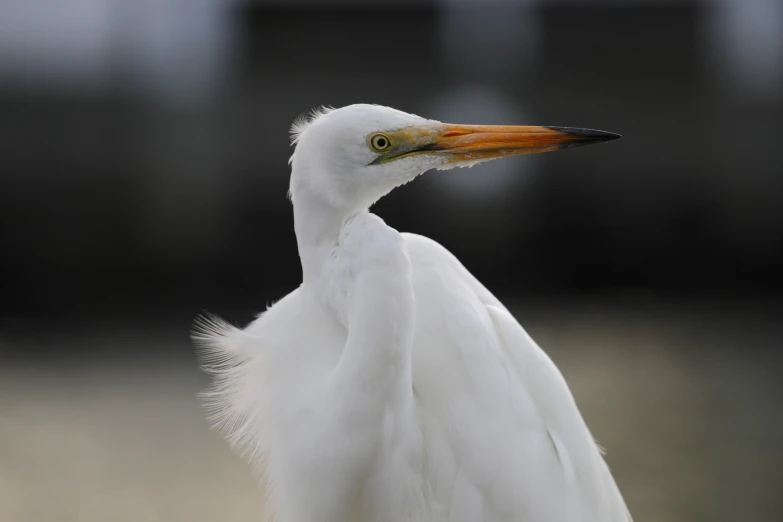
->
[194,104,628,522]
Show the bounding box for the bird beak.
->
[423,123,621,162]
[376,123,620,166]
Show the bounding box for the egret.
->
[194,104,628,522]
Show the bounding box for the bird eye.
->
[369,133,392,152]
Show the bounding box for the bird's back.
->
[403,233,630,522]
[196,232,631,522]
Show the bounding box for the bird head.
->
[288,104,619,211]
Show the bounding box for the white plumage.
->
[194,104,628,522]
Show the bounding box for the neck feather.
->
[292,184,351,283]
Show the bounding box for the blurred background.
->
[1,0,782,520]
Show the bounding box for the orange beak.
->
[373,123,620,165]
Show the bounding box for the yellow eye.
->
[369,133,392,152]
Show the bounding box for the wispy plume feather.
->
[289,105,335,146]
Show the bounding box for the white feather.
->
[289,105,335,146]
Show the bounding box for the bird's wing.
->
[403,233,631,522]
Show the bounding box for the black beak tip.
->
[599,130,622,141]
[546,126,622,142]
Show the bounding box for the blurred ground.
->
[1,299,781,522]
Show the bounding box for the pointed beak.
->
[422,123,620,162]
[375,123,620,166]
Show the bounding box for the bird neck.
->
[292,186,356,284]
[294,182,416,403]
[291,179,417,423]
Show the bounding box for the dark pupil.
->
[376,137,387,148]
